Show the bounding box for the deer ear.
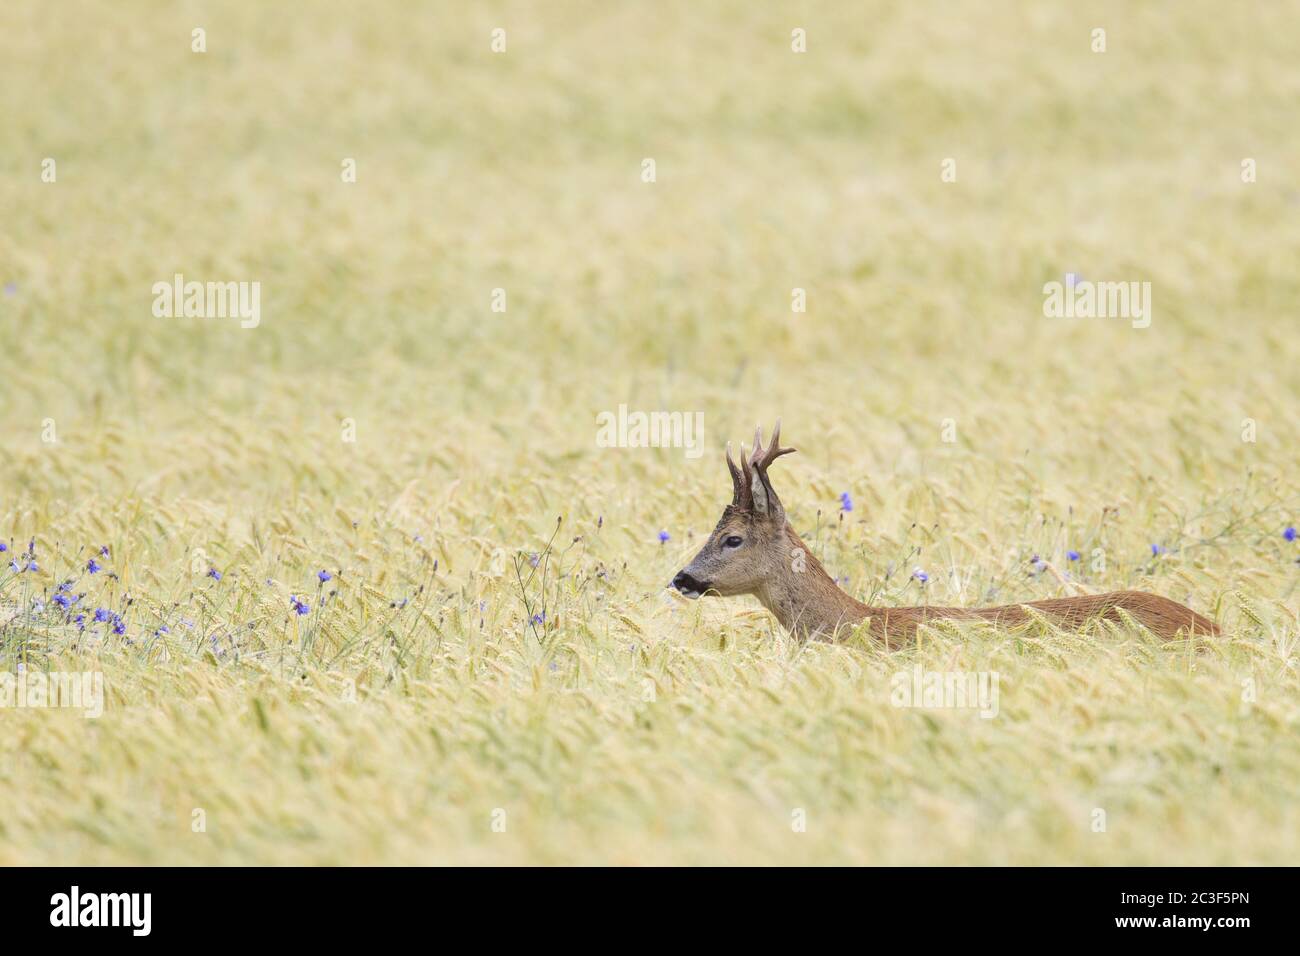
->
[749,465,771,515]
[745,423,791,521]
[751,470,786,520]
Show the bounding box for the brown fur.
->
[760,526,1219,645]
[672,423,1220,646]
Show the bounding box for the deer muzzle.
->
[670,571,709,598]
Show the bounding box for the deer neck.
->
[752,524,869,638]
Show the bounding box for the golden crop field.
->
[1,1,1298,866]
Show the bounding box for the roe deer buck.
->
[669,421,1220,646]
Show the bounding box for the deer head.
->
[670,421,797,599]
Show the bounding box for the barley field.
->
[1,2,1298,866]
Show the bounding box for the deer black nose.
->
[671,571,708,596]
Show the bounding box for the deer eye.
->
[723,535,744,549]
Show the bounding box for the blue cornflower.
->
[87,558,102,574]
[52,593,71,609]
[207,567,222,581]
[1151,543,1165,556]
[912,568,929,583]
[528,553,540,568]
[25,561,37,572]
[1285,526,1297,542]
[57,580,73,592]
[530,611,546,625]
[8,560,18,573]
[318,569,332,583]
[99,545,110,557]
[291,595,310,616]
[94,608,111,623]
[1066,550,1080,561]
[839,491,853,512]
[657,530,670,544]
[111,617,126,636]
[74,614,86,629]
[0,542,7,552]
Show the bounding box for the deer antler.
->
[749,419,796,474]
[741,420,796,516]
[725,441,751,509]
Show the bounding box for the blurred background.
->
[1,2,1297,865]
